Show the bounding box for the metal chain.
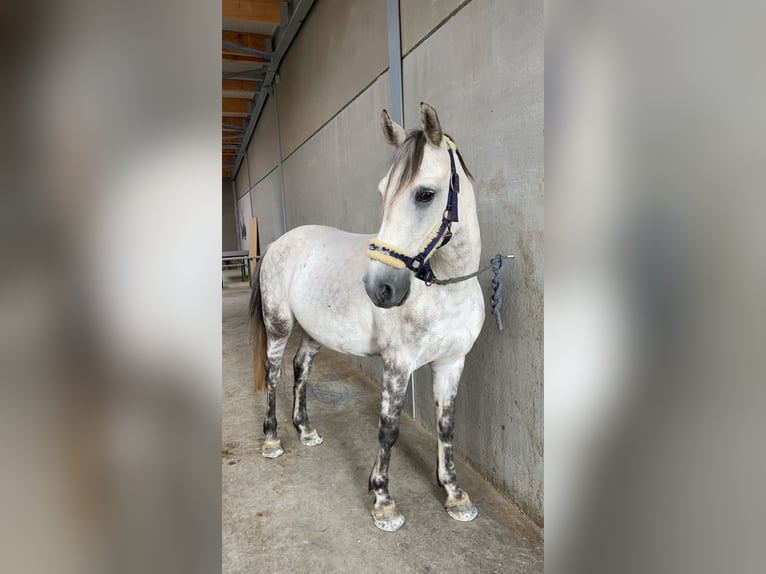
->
[489,254,506,330]
[431,254,513,330]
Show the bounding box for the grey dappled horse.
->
[250,103,485,531]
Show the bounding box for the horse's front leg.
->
[368,366,408,532]
[432,357,478,522]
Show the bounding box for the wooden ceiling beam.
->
[222,98,250,114]
[222,52,265,63]
[222,79,257,92]
[222,30,269,51]
[222,116,246,127]
[222,0,281,24]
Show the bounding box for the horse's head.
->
[364,102,473,308]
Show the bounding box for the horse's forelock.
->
[386,130,426,202]
[385,130,472,203]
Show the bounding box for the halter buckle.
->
[451,172,460,192]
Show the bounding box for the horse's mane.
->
[386,130,473,201]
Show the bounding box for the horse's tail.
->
[249,258,267,392]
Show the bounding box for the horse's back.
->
[260,225,378,356]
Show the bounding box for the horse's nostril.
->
[378,283,394,304]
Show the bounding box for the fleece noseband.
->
[366,137,460,285]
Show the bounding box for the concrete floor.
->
[222,276,543,573]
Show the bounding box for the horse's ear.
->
[420,102,442,146]
[381,109,406,148]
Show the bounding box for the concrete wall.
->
[233,0,543,526]
[400,0,468,54]
[246,96,280,185]
[401,0,544,525]
[281,72,391,234]
[276,0,388,157]
[235,163,249,200]
[250,167,283,252]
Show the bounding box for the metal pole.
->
[386,0,414,416]
[231,180,240,250]
[386,0,404,127]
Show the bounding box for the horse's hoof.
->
[261,439,284,459]
[300,429,324,446]
[371,504,406,532]
[445,494,478,522]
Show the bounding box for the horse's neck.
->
[429,187,481,280]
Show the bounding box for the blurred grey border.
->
[1,0,765,572]
[0,1,221,573]
[547,1,765,573]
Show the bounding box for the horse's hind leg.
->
[261,312,294,459]
[431,357,478,522]
[292,335,323,446]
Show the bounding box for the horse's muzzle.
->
[363,266,411,308]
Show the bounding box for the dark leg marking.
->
[436,400,459,491]
[292,336,323,446]
[263,360,279,438]
[368,412,402,496]
[368,367,409,531]
[261,311,292,459]
[432,358,477,521]
[261,356,285,458]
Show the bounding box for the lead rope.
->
[431,254,514,330]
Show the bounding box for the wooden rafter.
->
[222,30,269,51]
[222,79,257,92]
[222,2,281,177]
[222,116,246,127]
[222,53,264,64]
[222,0,281,24]
[223,98,250,115]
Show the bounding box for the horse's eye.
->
[415,189,435,203]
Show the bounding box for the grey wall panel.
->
[400,0,467,55]
[251,168,284,252]
[235,162,250,199]
[281,72,392,234]
[222,180,237,251]
[279,73,394,417]
[402,0,544,525]
[246,95,280,186]
[276,0,388,158]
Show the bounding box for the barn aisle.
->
[223,278,543,573]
